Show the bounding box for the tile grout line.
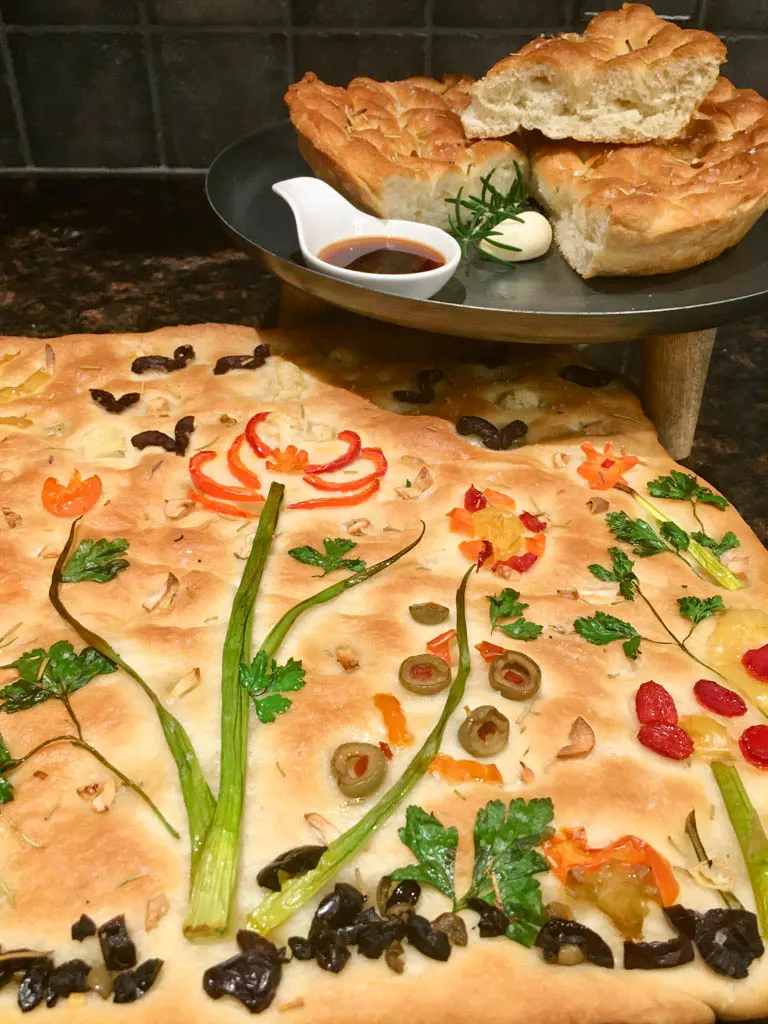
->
[0,12,33,166]
[424,0,434,78]
[138,0,168,166]
[695,0,710,28]
[285,0,295,106]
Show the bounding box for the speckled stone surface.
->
[1,178,766,542]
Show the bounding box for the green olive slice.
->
[408,602,450,626]
[331,742,387,799]
[458,705,510,757]
[398,654,452,695]
[489,651,541,701]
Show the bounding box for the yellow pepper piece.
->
[471,506,523,561]
[0,369,53,405]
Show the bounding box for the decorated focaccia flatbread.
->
[0,322,767,1024]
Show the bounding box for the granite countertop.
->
[1,177,766,542]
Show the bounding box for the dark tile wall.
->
[0,0,765,172]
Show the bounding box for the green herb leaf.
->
[61,538,130,584]
[605,511,667,558]
[677,595,726,626]
[0,776,13,804]
[239,652,306,723]
[445,166,527,263]
[574,611,640,656]
[499,618,543,641]
[0,733,11,771]
[488,588,528,631]
[623,635,642,660]
[660,521,690,551]
[288,537,366,576]
[0,641,116,713]
[464,797,553,947]
[588,547,638,602]
[390,805,458,902]
[691,531,740,560]
[648,471,728,511]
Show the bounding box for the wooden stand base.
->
[641,329,716,461]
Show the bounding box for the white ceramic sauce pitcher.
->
[272,177,460,300]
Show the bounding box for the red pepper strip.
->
[427,629,458,665]
[286,477,380,510]
[304,429,362,474]
[302,448,387,492]
[244,412,274,458]
[227,433,263,490]
[189,451,265,502]
[475,641,506,662]
[187,490,261,519]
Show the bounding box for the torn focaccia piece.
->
[462,2,726,144]
[286,71,528,229]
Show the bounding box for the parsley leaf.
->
[0,733,11,771]
[588,547,638,601]
[677,595,725,626]
[660,521,690,551]
[574,610,641,660]
[499,618,543,641]
[0,776,13,804]
[239,653,306,723]
[691,531,740,560]
[61,538,130,583]
[464,797,554,947]
[390,805,458,901]
[488,588,528,631]
[605,511,667,558]
[288,537,366,576]
[648,471,728,511]
[0,641,116,713]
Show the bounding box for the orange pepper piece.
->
[42,469,102,518]
[429,753,503,785]
[525,533,547,557]
[188,490,260,519]
[459,539,486,562]
[447,507,475,535]
[484,488,517,509]
[475,640,506,662]
[577,441,639,491]
[542,827,679,906]
[373,693,413,748]
[189,450,264,502]
[266,444,309,473]
[426,629,457,665]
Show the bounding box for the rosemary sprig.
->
[445,166,527,263]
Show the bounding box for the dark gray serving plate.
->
[207,122,768,344]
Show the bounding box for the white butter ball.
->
[478,210,552,262]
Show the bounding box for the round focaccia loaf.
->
[462,3,726,144]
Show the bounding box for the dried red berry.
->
[464,485,487,513]
[739,725,768,769]
[637,724,693,761]
[635,681,678,726]
[519,511,547,533]
[495,552,538,574]
[742,645,768,683]
[694,679,747,718]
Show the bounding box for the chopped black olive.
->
[467,898,509,938]
[405,914,451,961]
[98,914,137,971]
[113,959,163,1004]
[393,368,444,404]
[131,414,195,457]
[665,905,764,979]
[559,364,614,389]
[313,882,366,929]
[236,931,286,962]
[431,912,468,947]
[132,344,195,375]
[287,937,314,961]
[358,919,405,959]
[204,951,281,1013]
[0,950,52,972]
[213,343,271,375]
[624,936,695,970]
[313,928,351,974]
[455,415,528,451]
[89,389,140,414]
[535,919,614,969]
[384,879,421,919]
[18,964,48,1013]
[257,845,327,892]
[71,913,97,941]
[45,959,90,1007]
[335,907,383,945]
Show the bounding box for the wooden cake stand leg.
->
[641,328,716,461]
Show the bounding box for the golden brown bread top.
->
[485,2,725,79]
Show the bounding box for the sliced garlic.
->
[395,465,432,500]
[335,648,359,672]
[145,892,171,932]
[146,394,172,417]
[168,667,200,701]
[344,518,371,537]
[164,498,193,521]
[1,508,21,530]
[92,779,117,813]
[552,452,571,468]
[142,572,180,613]
[586,497,609,515]
[304,812,340,844]
[689,858,736,892]
[556,717,595,760]
[557,589,579,600]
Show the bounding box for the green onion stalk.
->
[184,517,427,939]
[711,762,768,937]
[246,564,474,936]
[184,482,284,939]
[615,484,743,591]
[684,809,742,911]
[50,521,215,870]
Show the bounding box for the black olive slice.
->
[535,919,614,968]
[131,414,195,457]
[381,878,421,919]
[466,898,509,937]
[71,914,97,941]
[257,845,328,892]
[431,912,468,947]
[398,654,452,695]
[313,883,366,929]
[112,959,163,1004]
[459,705,510,757]
[18,963,49,1012]
[456,415,528,451]
[357,918,406,959]
[213,343,270,375]
[331,743,387,798]
[559,364,614,389]
[98,914,137,971]
[405,914,451,961]
[203,951,281,1013]
[236,931,285,962]
[287,936,314,961]
[488,651,541,701]
[665,905,764,979]
[393,368,444,404]
[408,602,450,626]
[45,959,90,1007]
[312,928,351,974]
[90,389,140,415]
[624,936,695,970]
[132,344,195,375]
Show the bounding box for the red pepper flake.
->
[742,645,768,683]
[379,741,394,761]
[519,511,547,533]
[693,679,747,718]
[475,641,505,662]
[464,484,487,512]
[635,681,678,726]
[739,725,768,769]
[495,552,538,574]
[476,540,493,571]
[637,724,693,761]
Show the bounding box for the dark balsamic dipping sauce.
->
[318,237,445,275]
